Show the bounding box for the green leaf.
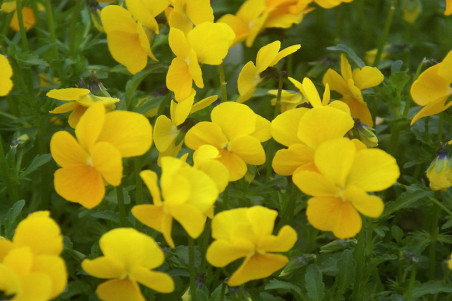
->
[21,154,52,178]
[327,44,365,68]
[412,281,452,299]
[382,184,433,218]
[388,72,410,92]
[265,279,304,300]
[305,264,325,301]
[4,199,26,238]
[334,250,356,298]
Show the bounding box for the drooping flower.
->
[410,50,452,125]
[206,206,297,286]
[50,102,152,208]
[426,144,452,191]
[237,40,300,103]
[47,88,119,128]
[166,0,214,33]
[185,102,271,181]
[322,54,384,126]
[0,211,67,301]
[0,54,13,96]
[166,22,235,101]
[132,157,218,247]
[292,138,399,238]
[82,228,174,301]
[101,0,169,74]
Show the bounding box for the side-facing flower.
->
[185,102,271,181]
[206,206,297,286]
[410,50,452,125]
[0,54,13,96]
[322,54,384,126]
[82,228,174,301]
[293,138,399,238]
[0,211,67,301]
[51,103,152,208]
[47,88,119,128]
[132,157,218,247]
[237,40,300,103]
[426,144,452,191]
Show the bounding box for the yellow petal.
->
[228,253,289,286]
[106,31,148,74]
[270,44,301,67]
[340,54,353,80]
[154,115,178,153]
[410,64,451,106]
[191,95,218,113]
[0,55,13,96]
[96,279,145,301]
[218,150,247,181]
[410,96,452,125]
[343,186,384,218]
[252,114,272,142]
[183,0,214,26]
[258,225,297,252]
[49,102,78,114]
[125,0,159,31]
[211,207,249,240]
[211,102,256,139]
[168,27,190,59]
[237,61,260,103]
[229,136,265,165]
[54,166,105,209]
[352,66,384,90]
[16,273,53,301]
[206,240,253,267]
[323,68,349,96]
[181,167,218,212]
[292,170,340,196]
[75,102,105,152]
[166,57,195,101]
[101,5,136,34]
[171,98,193,126]
[0,240,14,261]
[247,206,277,237]
[289,77,323,108]
[91,142,123,186]
[31,255,67,298]
[68,105,87,128]
[272,144,314,176]
[132,205,174,247]
[256,41,280,72]
[347,148,399,191]
[82,256,125,279]
[50,131,88,167]
[132,267,174,293]
[271,107,307,146]
[438,50,452,80]
[139,170,162,205]
[341,95,373,126]
[166,204,206,239]
[47,88,90,101]
[185,122,228,150]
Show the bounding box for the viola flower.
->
[82,228,174,301]
[206,206,297,286]
[192,145,229,193]
[51,103,152,208]
[272,106,354,176]
[166,22,235,101]
[426,144,452,191]
[101,0,169,74]
[293,138,399,238]
[132,157,218,248]
[167,0,214,33]
[410,50,452,125]
[237,40,300,103]
[185,102,271,181]
[322,54,384,126]
[0,54,13,96]
[0,211,67,300]
[47,88,119,128]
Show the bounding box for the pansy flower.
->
[206,206,297,286]
[0,54,13,96]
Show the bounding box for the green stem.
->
[373,0,397,67]
[402,59,425,118]
[437,113,444,143]
[428,203,440,281]
[428,196,452,217]
[15,0,30,51]
[116,186,127,226]
[220,281,226,301]
[0,136,19,203]
[70,0,82,57]
[44,0,59,60]
[189,238,197,301]
[219,64,227,102]
[352,228,366,301]
[405,262,417,301]
[273,70,283,117]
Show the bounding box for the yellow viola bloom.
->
[0,55,13,96]
[410,50,452,125]
[293,138,399,238]
[237,40,301,103]
[47,88,119,128]
[426,146,452,191]
[206,206,297,286]
[132,157,219,248]
[323,54,384,126]
[51,103,152,208]
[0,211,67,300]
[272,106,354,176]
[82,228,174,301]
[185,102,271,181]
[166,22,235,101]
[193,145,229,193]
[167,0,214,33]
[446,0,452,15]
[101,1,169,74]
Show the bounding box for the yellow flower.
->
[206,206,297,286]
[82,228,174,301]
[272,106,354,176]
[166,22,235,101]
[50,103,152,208]
[192,145,229,193]
[1,1,36,32]
[0,55,13,96]
[0,211,67,300]
[185,102,271,181]
[426,145,452,191]
[47,88,119,128]
[132,157,219,248]
[293,138,399,238]
[323,54,384,126]
[167,0,214,33]
[269,89,306,112]
[446,0,452,16]
[101,1,169,74]
[410,50,452,125]
[237,40,300,103]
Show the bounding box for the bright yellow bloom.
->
[167,0,214,33]
[272,106,354,176]
[101,0,169,74]
[0,211,67,300]
[192,145,229,193]
[410,50,452,125]
[166,22,235,101]
[0,55,13,96]
[293,138,399,238]
[446,0,452,15]
[237,40,300,103]
[82,228,174,301]
[51,103,152,208]
[426,146,452,191]
[185,102,271,181]
[132,157,218,248]
[47,88,119,128]
[323,54,384,126]
[206,206,297,286]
